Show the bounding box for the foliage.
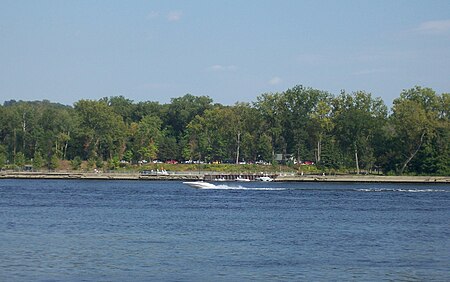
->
[71,156,82,170]
[390,87,444,174]
[32,151,44,170]
[15,152,26,168]
[87,157,97,170]
[48,154,59,170]
[332,91,387,174]
[107,157,120,170]
[0,86,448,175]
[96,158,104,169]
[0,145,6,169]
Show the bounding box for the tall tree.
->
[135,115,162,161]
[391,86,442,174]
[164,94,213,139]
[254,92,284,159]
[74,99,126,160]
[185,107,228,162]
[332,91,387,174]
[309,97,333,164]
[0,144,7,168]
[104,96,135,124]
[280,86,329,161]
[133,101,162,122]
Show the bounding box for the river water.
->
[0,180,449,281]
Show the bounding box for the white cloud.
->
[207,65,237,72]
[167,11,183,22]
[268,76,282,85]
[416,19,450,34]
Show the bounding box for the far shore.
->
[0,171,449,183]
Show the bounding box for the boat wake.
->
[183,182,448,193]
[355,188,448,193]
[183,181,286,191]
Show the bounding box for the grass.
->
[15,160,339,175]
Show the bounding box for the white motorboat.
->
[256,176,274,182]
[183,181,217,189]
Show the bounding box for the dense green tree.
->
[48,154,59,170]
[308,97,333,164]
[226,103,249,163]
[87,157,97,170]
[257,134,273,162]
[107,157,120,170]
[32,150,44,170]
[0,103,33,159]
[123,150,134,163]
[0,144,7,169]
[71,156,82,170]
[133,101,163,122]
[164,94,213,138]
[103,96,135,124]
[15,151,26,169]
[332,91,387,174]
[254,92,284,158]
[391,87,446,174]
[95,158,104,169]
[134,115,162,161]
[185,107,227,162]
[0,86,448,175]
[74,99,126,160]
[158,135,179,161]
[280,86,331,161]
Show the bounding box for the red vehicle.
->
[165,160,178,164]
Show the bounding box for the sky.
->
[1,0,450,107]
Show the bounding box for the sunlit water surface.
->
[1,180,449,281]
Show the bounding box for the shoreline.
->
[0,171,449,183]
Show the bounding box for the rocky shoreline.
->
[276,174,449,183]
[0,171,449,183]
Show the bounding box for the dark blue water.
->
[0,180,449,281]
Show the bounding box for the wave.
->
[183,181,286,191]
[355,188,448,193]
[209,185,287,191]
[183,182,447,193]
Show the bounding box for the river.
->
[0,180,448,281]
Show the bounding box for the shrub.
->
[71,156,82,170]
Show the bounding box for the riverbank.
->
[0,171,449,183]
[0,171,202,181]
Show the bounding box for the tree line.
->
[0,85,448,175]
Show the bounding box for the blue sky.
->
[1,0,449,106]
